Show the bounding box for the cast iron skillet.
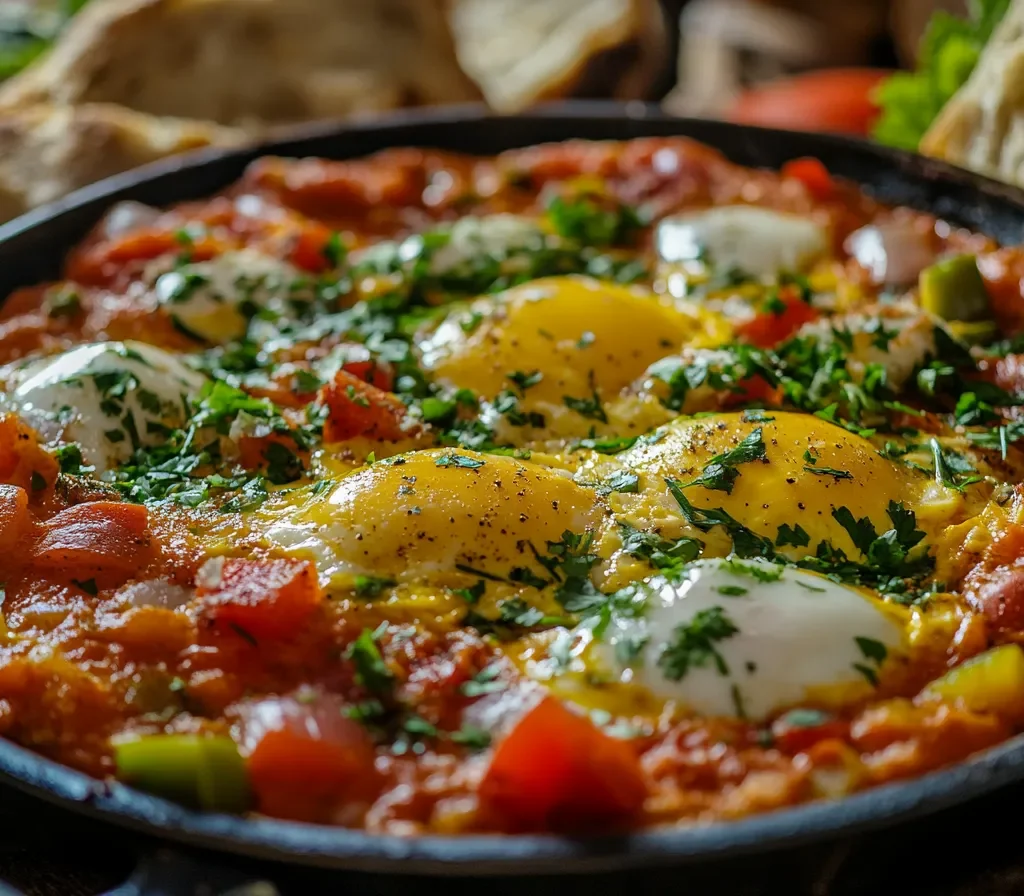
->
[3,102,1024,893]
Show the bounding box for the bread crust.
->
[0,102,246,223]
[0,0,483,127]
[920,0,1024,185]
[446,0,667,112]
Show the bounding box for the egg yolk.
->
[416,275,730,440]
[608,411,959,561]
[261,448,602,589]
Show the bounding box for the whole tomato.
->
[724,68,892,136]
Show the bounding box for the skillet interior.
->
[2,101,1024,875]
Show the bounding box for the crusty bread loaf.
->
[447,0,667,113]
[0,0,670,223]
[0,0,483,128]
[0,102,245,223]
[920,0,1024,186]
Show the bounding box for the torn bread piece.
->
[920,0,1024,185]
[0,0,482,128]
[0,102,245,223]
[447,0,667,112]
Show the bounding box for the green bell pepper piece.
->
[948,319,998,346]
[919,254,991,322]
[115,734,250,813]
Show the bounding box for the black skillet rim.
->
[2,101,1024,875]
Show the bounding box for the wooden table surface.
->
[3,779,1024,896]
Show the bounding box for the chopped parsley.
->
[346,625,395,695]
[720,558,783,582]
[618,523,702,578]
[853,635,888,687]
[682,427,767,495]
[548,530,604,613]
[777,708,832,729]
[435,453,485,469]
[354,575,397,599]
[53,443,93,476]
[460,664,506,697]
[800,501,930,593]
[462,598,563,637]
[658,607,740,681]
[802,464,854,481]
[665,479,776,559]
[599,470,640,495]
[218,476,269,514]
[322,232,346,268]
[776,523,810,548]
[563,378,607,423]
[452,580,486,604]
[450,724,492,750]
[930,438,983,491]
[507,370,543,394]
[545,193,646,247]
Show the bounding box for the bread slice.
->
[920,0,1024,185]
[0,102,245,223]
[447,0,667,112]
[0,0,482,128]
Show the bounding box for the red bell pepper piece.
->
[319,370,413,443]
[479,697,647,831]
[198,557,322,641]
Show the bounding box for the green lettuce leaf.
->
[872,0,1011,151]
[0,1,90,82]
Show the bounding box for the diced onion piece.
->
[120,579,192,610]
[844,222,936,288]
[101,201,162,239]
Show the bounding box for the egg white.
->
[7,341,207,473]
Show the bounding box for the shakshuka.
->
[0,138,1022,834]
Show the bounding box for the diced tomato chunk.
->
[985,352,1024,396]
[243,694,380,821]
[235,432,305,477]
[736,295,818,348]
[479,697,647,831]
[319,370,414,443]
[66,230,224,286]
[287,223,341,273]
[781,158,835,202]
[720,374,782,409]
[968,564,1024,631]
[197,558,322,641]
[31,502,151,576]
[0,414,58,491]
[771,709,850,754]
[0,485,29,551]
[243,155,424,216]
[962,526,1024,630]
[976,249,1024,335]
[339,359,394,392]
